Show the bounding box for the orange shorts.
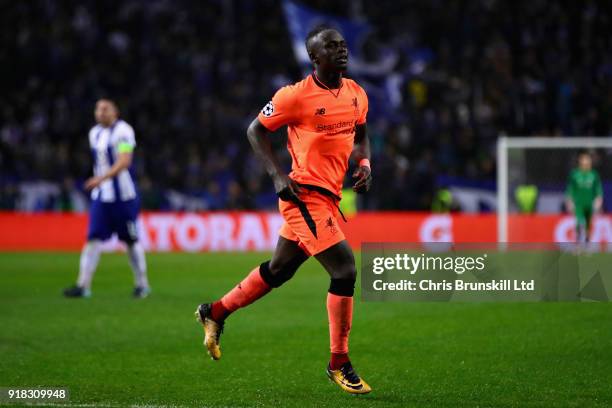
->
[278,190,345,256]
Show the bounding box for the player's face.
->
[312,30,348,72]
[579,154,592,171]
[94,100,118,127]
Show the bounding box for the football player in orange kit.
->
[195,25,373,394]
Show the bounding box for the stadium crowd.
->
[1,0,611,211]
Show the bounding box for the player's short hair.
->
[97,98,119,113]
[305,24,334,54]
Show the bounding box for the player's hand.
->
[84,176,104,191]
[566,200,574,214]
[594,197,603,213]
[352,165,372,193]
[274,174,302,202]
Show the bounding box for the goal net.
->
[497,137,612,243]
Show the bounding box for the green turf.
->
[1,252,611,407]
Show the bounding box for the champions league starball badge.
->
[262,101,274,117]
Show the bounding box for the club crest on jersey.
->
[352,97,359,116]
[262,101,274,117]
[325,217,338,234]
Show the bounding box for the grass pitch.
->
[1,252,611,407]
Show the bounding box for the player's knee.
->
[260,260,299,288]
[331,263,356,282]
[85,240,102,250]
[329,276,355,297]
[328,262,356,296]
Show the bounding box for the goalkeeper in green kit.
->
[565,151,603,243]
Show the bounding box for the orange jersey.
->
[258,74,368,197]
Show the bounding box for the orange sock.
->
[214,266,271,321]
[327,293,353,369]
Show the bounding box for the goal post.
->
[497,137,612,243]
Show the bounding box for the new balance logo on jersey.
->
[315,107,326,116]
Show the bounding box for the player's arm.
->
[351,123,372,193]
[594,172,603,212]
[246,118,302,202]
[85,148,133,191]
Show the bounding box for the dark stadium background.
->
[2,0,611,213]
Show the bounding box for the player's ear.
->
[307,51,317,65]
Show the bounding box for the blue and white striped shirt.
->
[88,119,138,202]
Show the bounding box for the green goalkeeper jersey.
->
[566,169,602,207]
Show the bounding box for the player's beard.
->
[336,57,348,72]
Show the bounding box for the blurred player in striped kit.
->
[64,99,150,298]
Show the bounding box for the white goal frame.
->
[497,136,612,242]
